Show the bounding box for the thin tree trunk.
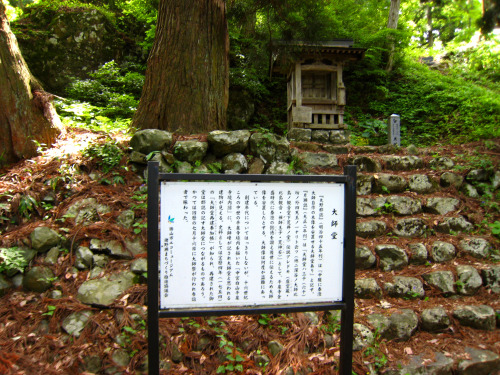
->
[0,0,61,166]
[427,4,434,47]
[385,0,400,72]
[132,0,229,133]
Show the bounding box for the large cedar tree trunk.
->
[132,0,229,133]
[0,0,61,166]
[385,0,400,72]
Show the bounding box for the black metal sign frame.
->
[147,162,357,374]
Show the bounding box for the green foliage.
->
[82,139,124,173]
[19,195,38,219]
[65,61,143,119]
[0,247,29,274]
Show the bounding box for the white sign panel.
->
[159,181,345,309]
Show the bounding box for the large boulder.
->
[173,141,208,163]
[77,271,137,307]
[30,227,61,252]
[207,130,251,156]
[129,130,173,155]
[13,6,145,94]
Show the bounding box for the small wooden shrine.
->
[275,40,365,130]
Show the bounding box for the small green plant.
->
[133,221,147,234]
[207,162,222,174]
[257,314,271,326]
[19,195,38,219]
[0,247,29,274]
[42,305,57,317]
[489,221,500,238]
[131,191,147,210]
[82,140,124,173]
[380,186,390,194]
[216,334,245,374]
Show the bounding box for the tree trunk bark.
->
[385,0,401,72]
[132,0,229,133]
[427,4,434,47]
[0,0,61,166]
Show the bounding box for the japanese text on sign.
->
[159,181,345,309]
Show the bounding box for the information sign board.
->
[159,181,345,309]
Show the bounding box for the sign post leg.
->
[147,161,160,375]
[339,165,356,375]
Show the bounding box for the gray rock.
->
[394,218,427,237]
[93,254,109,268]
[421,307,450,331]
[356,175,374,195]
[461,183,480,198]
[355,246,376,269]
[0,274,12,296]
[207,130,251,156]
[49,289,62,299]
[466,169,491,183]
[83,355,102,374]
[424,197,460,215]
[249,133,290,163]
[297,152,338,170]
[408,243,428,265]
[384,276,424,299]
[459,238,492,259]
[355,278,383,299]
[456,265,482,295]
[329,130,350,144]
[30,227,61,252]
[248,157,265,174]
[435,216,474,234]
[383,156,424,171]
[356,220,387,238]
[453,305,496,331]
[322,145,348,154]
[222,153,248,174]
[287,128,312,142]
[389,352,454,375]
[492,170,500,190]
[254,353,270,367]
[311,130,330,143]
[384,309,419,341]
[353,146,378,154]
[375,244,408,271]
[173,141,208,163]
[374,174,408,193]
[266,161,292,175]
[23,266,55,292]
[408,174,437,194]
[457,347,500,375]
[440,172,464,188]
[268,340,284,357]
[124,237,146,257]
[75,246,94,270]
[423,271,455,296]
[481,266,500,293]
[356,197,382,217]
[429,157,454,170]
[111,348,130,368]
[44,247,60,265]
[386,196,422,216]
[366,314,391,338]
[64,198,111,224]
[77,271,137,306]
[62,310,93,337]
[130,258,147,274]
[149,152,172,173]
[303,311,319,325]
[430,241,456,263]
[347,156,381,172]
[90,239,132,260]
[352,323,374,351]
[128,150,147,165]
[129,129,173,154]
[116,210,135,229]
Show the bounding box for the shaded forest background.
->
[2,0,500,155]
